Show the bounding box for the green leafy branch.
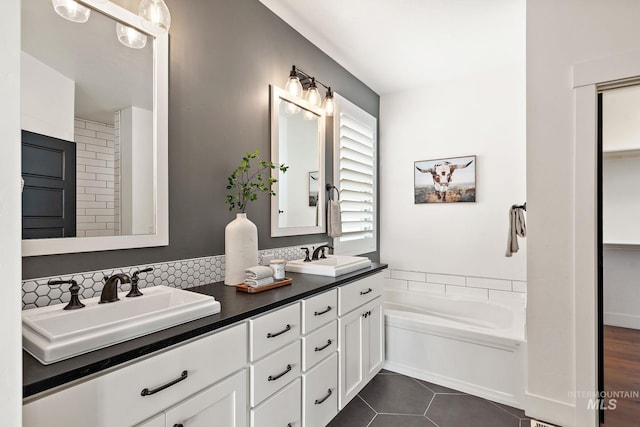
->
[225,150,289,213]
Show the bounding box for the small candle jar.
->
[270,259,285,280]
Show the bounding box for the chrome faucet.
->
[311,245,334,261]
[100,273,131,304]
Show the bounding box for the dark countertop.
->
[23,263,387,398]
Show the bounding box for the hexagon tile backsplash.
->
[22,242,327,310]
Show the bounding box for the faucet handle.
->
[301,247,311,262]
[128,267,153,298]
[48,279,85,310]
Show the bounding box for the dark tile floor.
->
[327,370,532,427]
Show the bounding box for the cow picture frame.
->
[414,155,476,203]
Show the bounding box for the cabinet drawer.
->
[250,340,301,406]
[302,288,337,334]
[302,320,337,371]
[250,302,301,361]
[303,353,338,427]
[251,378,301,427]
[24,322,248,427]
[338,272,384,316]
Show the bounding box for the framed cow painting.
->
[414,155,476,203]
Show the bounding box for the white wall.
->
[0,0,23,424]
[603,247,640,329]
[21,51,75,141]
[380,62,526,282]
[527,1,640,425]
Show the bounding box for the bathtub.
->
[383,289,526,408]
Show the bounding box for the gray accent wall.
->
[23,0,380,279]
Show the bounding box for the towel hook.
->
[325,183,340,201]
[511,202,526,211]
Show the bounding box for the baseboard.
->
[604,312,640,330]
[383,361,522,409]
[524,391,575,427]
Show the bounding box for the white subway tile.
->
[84,144,113,154]
[408,281,445,296]
[76,172,96,180]
[77,179,106,188]
[106,181,114,189]
[426,273,465,286]
[85,187,114,195]
[86,166,114,175]
[390,270,426,282]
[85,208,115,216]
[512,281,527,293]
[77,222,107,231]
[76,201,106,209]
[76,165,86,173]
[489,290,526,305]
[74,128,96,138]
[466,277,512,291]
[446,285,488,300]
[76,194,96,202]
[384,278,408,291]
[74,119,86,129]
[74,142,86,151]
[75,135,106,146]
[76,150,96,159]
[95,195,113,202]
[96,153,115,162]
[106,202,114,209]
[96,215,115,223]
[77,157,107,167]
[85,122,113,133]
[96,131,114,141]
[76,215,96,223]
[106,161,115,169]
[76,208,85,216]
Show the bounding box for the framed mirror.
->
[21,0,168,256]
[270,86,326,237]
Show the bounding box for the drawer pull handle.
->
[141,370,188,396]
[360,288,373,295]
[314,306,332,316]
[315,339,333,352]
[268,364,292,382]
[267,324,291,338]
[314,388,333,405]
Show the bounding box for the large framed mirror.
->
[21,0,168,256]
[270,86,326,237]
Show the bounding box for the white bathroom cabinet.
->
[23,270,386,427]
[337,272,384,409]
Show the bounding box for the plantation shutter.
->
[333,93,377,256]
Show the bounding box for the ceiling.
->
[258,0,525,95]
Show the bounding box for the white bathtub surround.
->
[383,288,526,408]
[22,242,327,309]
[386,269,526,303]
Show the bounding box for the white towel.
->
[245,266,274,280]
[244,277,274,288]
[506,207,527,257]
[327,199,343,238]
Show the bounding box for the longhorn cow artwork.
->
[414,155,476,203]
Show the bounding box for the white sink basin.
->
[285,255,372,277]
[23,285,220,364]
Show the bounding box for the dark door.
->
[21,130,76,239]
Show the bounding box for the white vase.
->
[224,213,258,285]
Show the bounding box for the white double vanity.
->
[23,269,385,427]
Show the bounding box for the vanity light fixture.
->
[116,23,148,49]
[285,65,335,116]
[138,0,171,33]
[51,0,91,23]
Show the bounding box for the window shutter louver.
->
[333,94,377,255]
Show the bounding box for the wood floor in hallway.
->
[603,326,640,426]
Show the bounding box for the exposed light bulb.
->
[285,66,303,98]
[52,0,91,23]
[116,23,148,49]
[306,78,322,107]
[285,101,301,115]
[323,87,334,116]
[138,0,171,33]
